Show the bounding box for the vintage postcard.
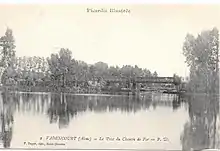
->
[0,2,219,151]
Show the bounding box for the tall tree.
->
[47,48,74,87]
[0,28,16,85]
[183,27,219,93]
[0,28,16,68]
[182,28,220,150]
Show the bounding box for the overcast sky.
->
[0,4,219,77]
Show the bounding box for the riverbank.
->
[0,85,91,94]
[0,86,190,101]
[0,85,132,95]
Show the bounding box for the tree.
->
[47,48,74,88]
[143,69,152,77]
[173,73,181,85]
[108,66,120,78]
[153,71,158,77]
[0,28,16,68]
[121,65,134,78]
[94,61,108,78]
[183,27,219,93]
[0,28,16,85]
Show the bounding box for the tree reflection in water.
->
[0,92,16,148]
[46,93,183,129]
[0,92,50,148]
[181,94,219,150]
[0,91,184,148]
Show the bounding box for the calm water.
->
[0,91,219,150]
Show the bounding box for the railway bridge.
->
[104,76,186,94]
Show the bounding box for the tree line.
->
[2,26,217,94]
[0,28,159,93]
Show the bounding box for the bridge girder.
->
[104,77,180,85]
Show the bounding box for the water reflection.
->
[0,91,184,148]
[1,90,219,150]
[181,94,220,150]
[47,93,183,129]
[0,92,15,148]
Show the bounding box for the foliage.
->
[0,28,175,93]
[181,27,220,151]
[0,28,16,68]
[0,28,16,84]
[183,27,219,93]
[46,48,159,92]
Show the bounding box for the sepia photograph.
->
[0,2,219,151]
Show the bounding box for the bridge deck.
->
[105,77,177,84]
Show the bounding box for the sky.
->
[0,4,220,77]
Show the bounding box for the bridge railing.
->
[104,77,177,84]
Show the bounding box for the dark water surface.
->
[0,91,219,150]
